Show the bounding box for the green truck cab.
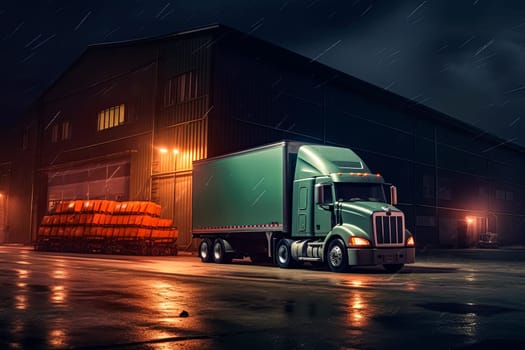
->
[192,141,415,273]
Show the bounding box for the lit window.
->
[163,71,198,106]
[98,104,125,131]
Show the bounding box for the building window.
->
[98,104,125,131]
[51,124,59,143]
[163,71,198,106]
[62,121,71,140]
[51,122,72,143]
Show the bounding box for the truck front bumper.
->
[347,247,415,266]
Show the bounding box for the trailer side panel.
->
[192,143,290,234]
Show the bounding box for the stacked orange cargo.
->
[35,200,178,255]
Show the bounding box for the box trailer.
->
[192,141,415,272]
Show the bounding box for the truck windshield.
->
[334,183,387,203]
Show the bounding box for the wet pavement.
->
[1,245,524,349]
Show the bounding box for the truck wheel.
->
[327,239,348,273]
[276,239,295,268]
[199,239,213,263]
[213,239,231,264]
[383,264,404,273]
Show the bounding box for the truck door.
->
[292,179,314,236]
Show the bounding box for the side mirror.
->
[315,184,325,205]
[390,185,398,206]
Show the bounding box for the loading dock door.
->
[47,161,130,205]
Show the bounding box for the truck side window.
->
[323,185,333,204]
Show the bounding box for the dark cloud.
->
[0,0,523,146]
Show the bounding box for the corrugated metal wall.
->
[152,118,208,249]
[129,134,153,200]
[149,33,212,250]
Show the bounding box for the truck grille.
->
[373,212,405,247]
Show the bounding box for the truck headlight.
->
[406,236,415,247]
[349,236,371,247]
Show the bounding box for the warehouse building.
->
[1,24,524,249]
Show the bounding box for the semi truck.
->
[192,141,415,273]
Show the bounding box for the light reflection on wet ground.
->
[0,246,524,349]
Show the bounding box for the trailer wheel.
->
[213,239,231,264]
[151,246,161,256]
[327,239,348,273]
[383,264,404,273]
[276,239,295,268]
[199,239,213,262]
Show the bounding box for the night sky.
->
[1,0,524,147]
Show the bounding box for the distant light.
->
[159,148,168,154]
[466,216,474,224]
[172,149,179,155]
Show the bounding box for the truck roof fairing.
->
[295,145,381,182]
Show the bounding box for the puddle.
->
[417,302,516,316]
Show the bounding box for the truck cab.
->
[278,144,415,272]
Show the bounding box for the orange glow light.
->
[466,216,474,224]
[172,149,179,155]
[406,236,415,246]
[159,148,168,154]
[349,236,371,247]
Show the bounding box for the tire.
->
[276,239,295,268]
[151,246,161,256]
[383,264,404,273]
[327,239,348,273]
[199,239,213,263]
[212,239,231,264]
